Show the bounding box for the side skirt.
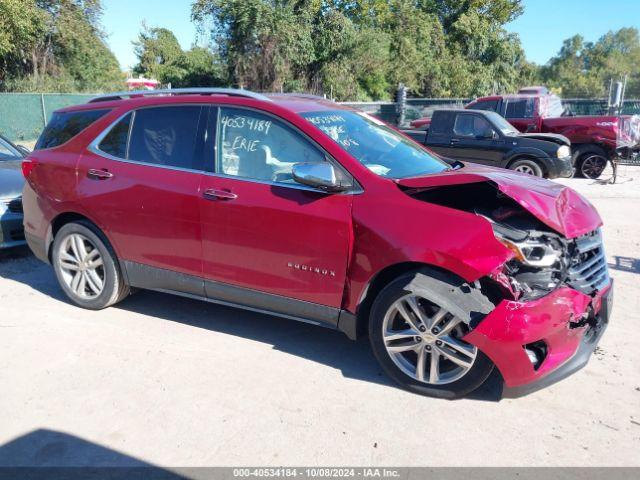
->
[123,261,356,335]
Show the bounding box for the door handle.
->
[450,138,460,145]
[87,168,113,180]
[203,188,237,201]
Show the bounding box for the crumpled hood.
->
[396,164,601,238]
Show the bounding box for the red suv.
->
[22,89,612,399]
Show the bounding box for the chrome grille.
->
[566,229,609,294]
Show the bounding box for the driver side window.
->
[217,107,325,184]
[453,114,493,138]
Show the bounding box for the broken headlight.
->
[493,227,569,300]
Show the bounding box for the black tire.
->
[573,146,608,179]
[51,221,129,309]
[508,158,544,177]
[369,269,495,399]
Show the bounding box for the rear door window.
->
[95,106,205,171]
[36,109,111,150]
[504,98,535,119]
[128,106,203,170]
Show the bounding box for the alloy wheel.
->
[58,233,105,299]
[581,154,607,179]
[382,294,477,385]
[514,164,536,175]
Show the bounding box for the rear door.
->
[198,106,353,324]
[77,105,207,292]
[502,97,537,132]
[424,111,456,157]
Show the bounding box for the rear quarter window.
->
[35,109,110,150]
[472,99,499,112]
[429,112,455,134]
[504,98,535,119]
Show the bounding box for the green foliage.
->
[132,25,225,88]
[541,28,640,98]
[191,0,531,100]
[0,0,46,72]
[2,0,637,102]
[0,0,124,92]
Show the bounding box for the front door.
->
[448,113,504,166]
[199,106,353,324]
[77,105,207,289]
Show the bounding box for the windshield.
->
[484,111,520,136]
[0,137,21,161]
[301,110,450,178]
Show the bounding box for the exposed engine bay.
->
[403,181,608,301]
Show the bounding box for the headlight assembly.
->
[496,236,562,268]
[493,228,569,300]
[557,145,570,158]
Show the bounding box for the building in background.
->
[126,76,160,90]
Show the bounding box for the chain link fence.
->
[1,93,640,142]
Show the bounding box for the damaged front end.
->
[397,167,612,394]
[485,209,610,303]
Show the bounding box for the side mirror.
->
[478,129,497,140]
[292,162,350,192]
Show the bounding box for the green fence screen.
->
[1,93,639,142]
[0,93,94,142]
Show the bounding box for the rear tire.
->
[573,146,608,179]
[509,158,544,177]
[369,269,495,399]
[51,221,129,309]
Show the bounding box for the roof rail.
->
[88,88,272,104]
[274,93,328,100]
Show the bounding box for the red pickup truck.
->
[411,91,640,178]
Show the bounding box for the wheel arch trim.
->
[45,211,129,285]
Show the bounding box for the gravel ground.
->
[0,167,639,467]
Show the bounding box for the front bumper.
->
[547,155,574,179]
[0,210,25,249]
[464,281,612,397]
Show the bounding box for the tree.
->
[541,28,640,97]
[0,0,124,92]
[133,26,184,81]
[0,0,46,81]
[132,25,225,87]
[191,0,529,100]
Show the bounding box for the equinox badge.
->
[287,262,336,277]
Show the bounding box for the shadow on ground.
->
[0,247,503,402]
[608,256,640,274]
[0,429,185,477]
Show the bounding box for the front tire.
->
[52,221,129,309]
[509,158,544,177]
[369,269,495,399]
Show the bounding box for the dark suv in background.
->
[403,109,573,178]
[22,89,612,399]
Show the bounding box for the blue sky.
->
[102,0,640,70]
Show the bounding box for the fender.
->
[343,184,513,313]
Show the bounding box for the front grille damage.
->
[566,229,609,295]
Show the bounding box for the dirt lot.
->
[1,167,639,467]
